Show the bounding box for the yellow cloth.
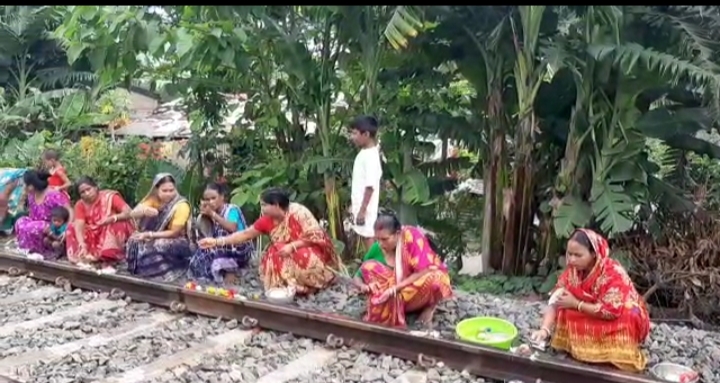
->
[140,198,191,230]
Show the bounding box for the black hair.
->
[205,182,229,198]
[570,230,595,254]
[75,176,98,192]
[349,115,379,138]
[374,209,402,233]
[51,206,70,222]
[42,149,60,161]
[155,175,175,188]
[23,170,51,191]
[260,187,290,210]
[374,208,446,261]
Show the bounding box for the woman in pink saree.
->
[355,211,453,328]
[14,170,72,259]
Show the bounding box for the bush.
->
[0,131,172,206]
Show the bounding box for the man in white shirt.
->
[349,115,383,250]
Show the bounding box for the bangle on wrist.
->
[577,302,583,311]
[541,326,552,336]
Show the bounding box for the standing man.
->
[349,115,383,250]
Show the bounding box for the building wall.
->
[129,92,159,118]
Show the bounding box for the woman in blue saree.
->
[0,168,28,234]
[188,182,254,284]
[126,173,193,280]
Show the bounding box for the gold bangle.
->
[541,326,552,336]
[577,302,583,311]
[112,215,118,223]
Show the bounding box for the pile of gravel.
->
[12,316,227,382]
[2,252,718,382]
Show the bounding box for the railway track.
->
[0,251,664,383]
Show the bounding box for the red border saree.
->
[551,229,650,372]
[66,190,135,264]
[360,226,452,327]
[253,202,340,294]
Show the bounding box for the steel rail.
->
[0,252,663,383]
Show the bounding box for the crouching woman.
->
[531,229,650,372]
[355,211,452,328]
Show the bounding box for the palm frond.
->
[383,6,423,50]
[35,67,98,89]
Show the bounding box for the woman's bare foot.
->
[417,305,437,327]
[223,272,238,285]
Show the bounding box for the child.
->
[348,115,383,250]
[42,149,71,198]
[43,206,69,256]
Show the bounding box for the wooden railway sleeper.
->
[109,288,126,300]
[325,333,345,348]
[417,354,437,369]
[240,316,258,328]
[7,267,23,276]
[170,301,186,313]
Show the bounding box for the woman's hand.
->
[278,243,294,257]
[96,216,114,226]
[374,287,396,304]
[198,237,217,249]
[142,207,158,218]
[77,241,88,256]
[555,291,581,309]
[356,284,371,294]
[199,202,215,217]
[531,328,550,343]
[131,232,152,241]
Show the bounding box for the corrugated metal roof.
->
[115,95,245,138]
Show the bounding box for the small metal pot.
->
[265,287,296,304]
[650,362,699,383]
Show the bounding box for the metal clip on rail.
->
[325,334,345,348]
[7,266,23,277]
[169,301,186,313]
[109,288,126,300]
[417,354,437,369]
[54,276,71,291]
[241,316,258,328]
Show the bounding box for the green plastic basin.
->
[455,316,518,350]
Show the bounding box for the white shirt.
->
[351,145,383,237]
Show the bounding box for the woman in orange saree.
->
[531,229,650,372]
[198,187,341,294]
[355,212,452,328]
[66,176,136,272]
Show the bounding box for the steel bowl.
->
[650,362,699,383]
[265,287,296,304]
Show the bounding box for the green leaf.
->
[590,181,635,236]
[66,44,86,64]
[552,195,592,238]
[175,27,194,57]
[398,168,430,204]
[221,49,235,67]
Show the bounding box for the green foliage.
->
[0,132,172,207]
[454,274,544,296]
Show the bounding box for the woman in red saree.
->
[531,229,650,372]
[355,212,452,328]
[198,187,341,294]
[66,176,136,272]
